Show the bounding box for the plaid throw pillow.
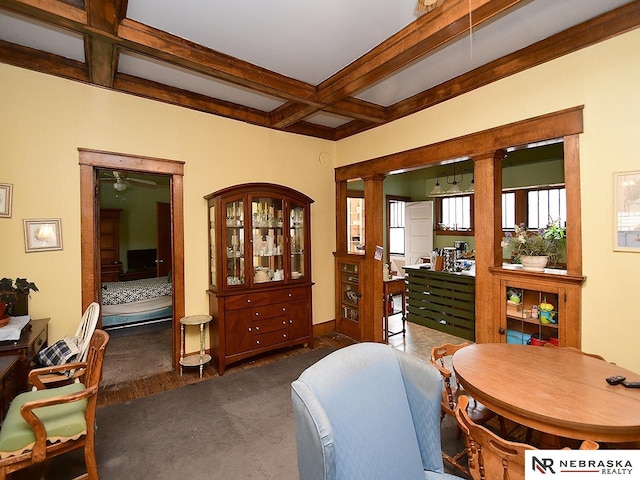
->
[34,336,80,367]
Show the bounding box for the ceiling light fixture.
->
[430,177,445,196]
[113,178,127,192]
[417,0,444,13]
[446,165,463,194]
[466,172,475,193]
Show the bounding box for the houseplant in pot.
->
[0,278,39,316]
[501,220,565,272]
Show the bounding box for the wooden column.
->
[362,174,386,343]
[473,150,504,344]
[335,181,348,254]
[564,135,583,276]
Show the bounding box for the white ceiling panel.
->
[304,112,353,128]
[0,10,84,62]
[126,0,422,84]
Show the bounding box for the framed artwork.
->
[0,183,12,218]
[24,218,63,252]
[614,171,640,252]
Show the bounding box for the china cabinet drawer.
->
[225,292,273,310]
[271,287,308,303]
[252,303,288,320]
[253,329,288,349]
[252,316,288,334]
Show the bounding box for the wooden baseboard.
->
[313,319,335,337]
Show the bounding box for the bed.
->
[101,276,173,329]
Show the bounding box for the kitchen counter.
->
[404,265,475,341]
[404,262,476,277]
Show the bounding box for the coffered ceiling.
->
[0,0,637,140]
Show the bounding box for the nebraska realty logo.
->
[525,451,640,478]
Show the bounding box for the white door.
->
[404,201,434,266]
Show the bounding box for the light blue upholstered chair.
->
[291,342,463,480]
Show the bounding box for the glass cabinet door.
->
[251,196,285,284]
[225,198,245,286]
[209,204,217,289]
[290,202,306,280]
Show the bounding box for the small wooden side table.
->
[179,315,212,378]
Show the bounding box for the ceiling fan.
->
[100,171,157,192]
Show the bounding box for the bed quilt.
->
[102,276,172,305]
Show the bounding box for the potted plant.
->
[0,278,39,316]
[501,220,566,272]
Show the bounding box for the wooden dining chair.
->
[32,302,101,388]
[543,343,610,362]
[455,395,598,480]
[0,329,109,480]
[430,342,501,476]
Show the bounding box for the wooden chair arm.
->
[429,360,452,379]
[19,385,97,463]
[29,362,87,390]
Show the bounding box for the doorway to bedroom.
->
[97,169,173,386]
[79,149,186,385]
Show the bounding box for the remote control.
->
[606,375,626,385]
[622,381,640,389]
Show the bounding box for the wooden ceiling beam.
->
[84,0,127,87]
[114,73,271,127]
[0,38,88,82]
[326,98,387,124]
[0,0,87,24]
[282,121,337,141]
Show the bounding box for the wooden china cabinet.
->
[205,183,314,375]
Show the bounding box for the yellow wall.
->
[0,64,336,352]
[337,29,640,370]
[2,28,639,370]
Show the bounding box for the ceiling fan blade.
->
[128,178,157,186]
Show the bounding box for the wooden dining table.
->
[452,343,640,444]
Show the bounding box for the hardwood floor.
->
[98,313,466,408]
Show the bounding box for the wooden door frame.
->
[79,148,185,371]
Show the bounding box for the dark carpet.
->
[40,345,466,479]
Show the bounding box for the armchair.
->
[0,329,109,480]
[291,342,463,480]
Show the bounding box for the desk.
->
[0,355,19,423]
[383,276,406,342]
[453,343,640,443]
[0,318,48,393]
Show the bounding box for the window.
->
[438,195,472,233]
[502,187,566,231]
[388,199,405,255]
[528,187,566,229]
[347,195,364,253]
[502,192,516,229]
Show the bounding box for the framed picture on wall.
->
[24,218,63,252]
[614,171,640,252]
[0,183,12,218]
